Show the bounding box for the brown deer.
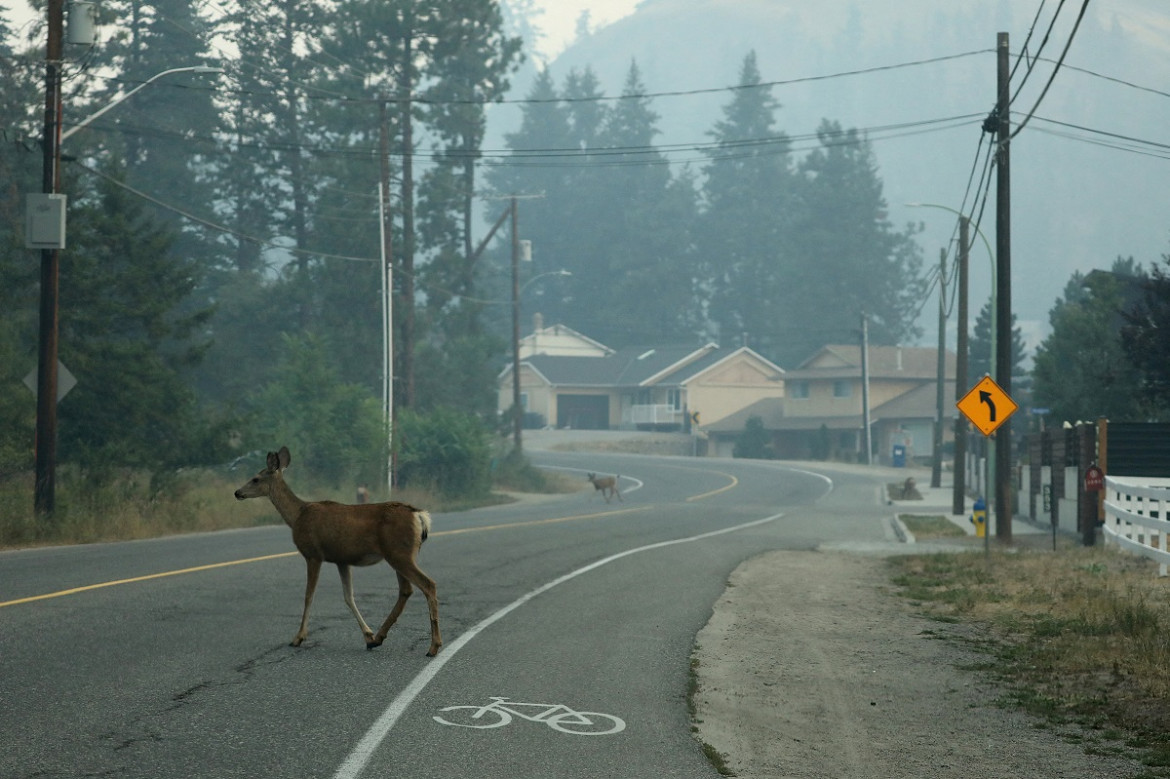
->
[233,447,441,656]
[587,472,622,503]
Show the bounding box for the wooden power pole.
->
[994,32,1013,542]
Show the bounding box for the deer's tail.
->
[416,510,433,543]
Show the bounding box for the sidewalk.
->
[891,474,1054,544]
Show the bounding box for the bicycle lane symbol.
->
[433,697,626,735]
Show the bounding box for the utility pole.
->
[952,216,970,515]
[34,0,65,517]
[860,312,872,465]
[378,98,394,492]
[932,247,946,489]
[995,31,1013,542]
[510,196,523,454]
[400,25,416,410]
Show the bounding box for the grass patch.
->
[700,741,735,776]
[900,514,968,539]
[889,545,1170,774]
[0,459,578,549]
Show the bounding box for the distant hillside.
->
[490,0,1170,344]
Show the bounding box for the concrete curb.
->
[890,515,915,544]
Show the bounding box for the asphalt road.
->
[0,452,903,778]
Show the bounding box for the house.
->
[518,314,613,359]
[498,334,785,432]
[704,345,956,463]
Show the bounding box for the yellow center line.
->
[0,552,297,608]
[433,505,651,537]
[0,505,653,609]
[686,471,739,502]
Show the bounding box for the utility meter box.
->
[25,194,67,250]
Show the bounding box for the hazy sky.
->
[529,0,638,59]
[2,1,643,54]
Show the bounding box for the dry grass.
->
[0,465,564,550]
[899,514,968,539]
[890,543,1170,774]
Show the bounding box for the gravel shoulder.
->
[692,549,1141,779]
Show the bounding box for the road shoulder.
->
[691,549,1138,778]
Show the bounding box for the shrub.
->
[395,407,491,499]
[733,415,772,459]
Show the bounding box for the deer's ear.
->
[278,446,291,470]
[266,451,280,471]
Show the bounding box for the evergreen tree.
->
[1121,254,1170,413]
[75,2,220,267]
[587,60,700,343]
[969,300,1027,380]
[0,16,42,471]
[57,164,211,469]
[790,120,924,359]
[1034,261,1148,423]
[697,51,798,359]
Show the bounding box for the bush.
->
[395,407,491,499]
[244,333,386,488]
[733,415,773,459]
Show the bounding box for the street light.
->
[907,202,996,551]
[62,65,223,141]
[32,60,221,516]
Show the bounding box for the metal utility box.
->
[26,194,68,250]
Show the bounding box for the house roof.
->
[872,381,958,420]
[789,345,955,380]
[704,397,865,433]
[705,381,956,434]
[519,322,614,357]
[503,342,779,389]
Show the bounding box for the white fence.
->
[624,404,679,426]
[1103,476,1170,576]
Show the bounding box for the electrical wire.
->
[1010,0,1092,140]
[1009,0,1067,105]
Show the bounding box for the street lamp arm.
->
[62,65,222,141]
[905,202,994,268]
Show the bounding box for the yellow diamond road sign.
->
[957,375,1018,436]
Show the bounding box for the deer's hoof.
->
[366,638,384,650]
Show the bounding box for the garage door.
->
[556,395,609,430]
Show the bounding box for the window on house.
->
[833,380,852,398]
[520,392,529,411]
[789,381,809,399]
[667,389,681,409]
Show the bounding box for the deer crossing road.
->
[1,451,911,778]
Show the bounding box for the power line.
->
[1011,0,1092,140]
[1009,0,1067,105]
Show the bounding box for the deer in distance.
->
[587,472,622,503]
[234,447,442,657]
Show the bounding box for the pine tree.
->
[789,120,924,360]
[1034,262,1146,423]
[970,300,1027,380]
[57,163,210,469]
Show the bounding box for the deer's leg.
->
[292,557,322,647]
[337,563,375,645]
[398,559,441,657]
[368,570,412,650]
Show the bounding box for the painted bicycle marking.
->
[433,696,626,735]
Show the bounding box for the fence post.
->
[1077,422,1098,546]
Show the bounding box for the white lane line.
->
[539,464,645,496]
[333,512,784,779]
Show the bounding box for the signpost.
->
[956,375,1018,552]
[956,375,1018,437]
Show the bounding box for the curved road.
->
[0,453,901,778]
